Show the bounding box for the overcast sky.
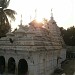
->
[8,0,75,29]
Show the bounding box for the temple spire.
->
[20,14,22,25]
[34,9,37,20]
[30,16,32,22]
[51,9,54,20]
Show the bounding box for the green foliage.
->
[60,26,75,46]
[0,0,16,38]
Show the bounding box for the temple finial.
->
[51,8,53,20]
[30,16,32,22]
[34,9,37,20]
[20,14,22,25]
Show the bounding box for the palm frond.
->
[4,9,17,21]
[0,0,10,9]
[0,0,2,7]
[3,11,9,25]
[0,0,5,8]
[5,0,10,8]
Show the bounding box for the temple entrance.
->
[0,56,5,74]
[8,57,15,74]
[18,59,28,75]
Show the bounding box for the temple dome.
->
[6,29,14,37]
[29,20,43,28]
[49,19,56,24]
[15,25,25,33]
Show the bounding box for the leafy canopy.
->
[0,0,17,37]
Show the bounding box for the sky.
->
[8,0,75,30]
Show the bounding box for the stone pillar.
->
[15,59,18,75]
[5,55,8,74]
[57,58,61,69]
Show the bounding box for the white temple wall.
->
[60,49,66,62]
[0,47,66,75]
[30,50,58,75]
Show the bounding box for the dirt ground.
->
[52,59,75,75]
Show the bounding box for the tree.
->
[66,26,75,46]
[0,0,16,37]
[60,26,75,46]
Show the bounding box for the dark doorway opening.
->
[0,56,5,74]
[8,57,15,74]
[18,59,28,75]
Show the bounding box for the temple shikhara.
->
[0,10,66,75]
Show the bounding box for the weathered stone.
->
[0,12,66,75]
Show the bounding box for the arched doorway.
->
[8,57,15,74]
[0,56,5,74]
[18,59,28,75]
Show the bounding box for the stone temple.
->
[0,11,66,75]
